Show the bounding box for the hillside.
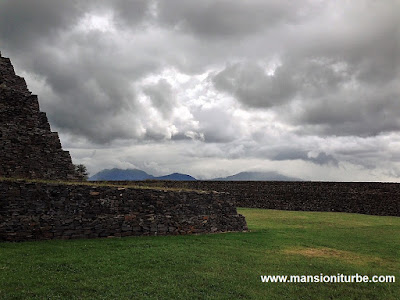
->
[155,173,197,181]
[89,168,154,181]
[89,168,197,181]
[212,171,301,181]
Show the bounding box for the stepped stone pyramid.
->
[0,52,78,180]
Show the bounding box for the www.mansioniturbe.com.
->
[261,274,396,283]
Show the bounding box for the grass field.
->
[0,208,399,299]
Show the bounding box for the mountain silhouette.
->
[211,171,300,181]
[89,168,196,181]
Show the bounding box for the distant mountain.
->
[211,171,301,181]
[155,173,197,181]
[89,168,197,181]
[90,169,298,182]
[89,168,154,181]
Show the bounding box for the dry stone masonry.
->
[0,180,248,241]
[0,52,78,180]
[114,181,400,217]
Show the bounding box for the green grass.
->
[1,208,399,299]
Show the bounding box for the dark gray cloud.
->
[0,0,168,144]
[212,62,297,108]
[142,79,175,118]
[0,0,81,51]
[156,0,301,38]
[273,150,338,166]
[212,57,352,108]
[212,39,399,137]
[109,0,151,28]
[293,89,400,137]
[29,46,148,143]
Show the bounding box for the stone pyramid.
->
[0,52,78,180]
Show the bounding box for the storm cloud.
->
[0,0,399,181]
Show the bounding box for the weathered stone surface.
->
[106,181,400,217]
[0,180,248,242]
[0,52,78,180]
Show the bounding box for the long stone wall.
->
[0,52,78,180]
[0,180,247,242]
[107,181,400,217]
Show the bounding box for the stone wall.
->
[0,52,78,180]
[0,180,247,242]
[107,181,400,217]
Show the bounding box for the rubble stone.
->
[0,52,78,180]
[0,180,248,241]
[112,180,400,217]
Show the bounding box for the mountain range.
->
[88,168,196,181]
[89,168,300,181]
[211,171,300,181]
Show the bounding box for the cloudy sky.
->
[1,0,399,181]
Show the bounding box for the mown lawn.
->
[0,208,399,299]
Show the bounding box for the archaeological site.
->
[0,52,248,241]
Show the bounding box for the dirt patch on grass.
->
[282,247,385,266]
